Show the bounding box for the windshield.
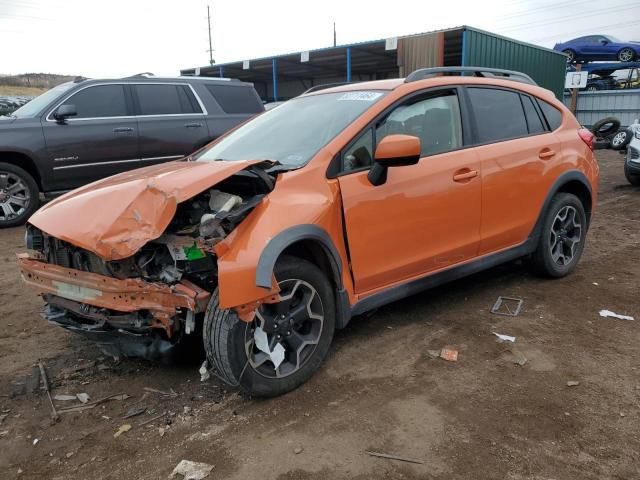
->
[11,82,75,118]
[195,91,387,167]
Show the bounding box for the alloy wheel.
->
[549,205,582,266]
[619,48,634,62]
[0,171,30,221]
[244,278,324,379]
[612,131,627,148]
[563,50,575,63]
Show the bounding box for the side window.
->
[343,128,374,172]
[521,95,546,134]
[134,84,202,115]
[467,88,528,143]
[64,85,127,118]
[537,99,563,131]
[205,84,263,114]
[376,92,462,156]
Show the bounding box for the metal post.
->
[569,63,581,115]
[207,5,214,66]
[272,58,278,101]
[346,47,352,82]
[219,66,224,78]
[461,29,467,68]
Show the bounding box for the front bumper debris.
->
[18,253,211,336]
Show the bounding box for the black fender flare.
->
[255,224,352,329]
[528,170,593,248]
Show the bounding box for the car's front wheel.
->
[618,48,635,62]
[563,49,576,63]
[624,162,640,186]
[0,162,40,228]
[529,193,587,278]
[203,256,335,397]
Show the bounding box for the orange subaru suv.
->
[20,67,599,397]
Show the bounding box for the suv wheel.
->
[203,256,335,397]
[529,193,587,278]
[624,162,640,186]
[0,162,40,228]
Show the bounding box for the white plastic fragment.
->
[53,394,77,401]
[169,460,214,480]
[76,393,90,404]
[254,326,286,370]
[599,310,634,321]
[492,332,516,343]
[199,361,210,382]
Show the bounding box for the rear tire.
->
[0,162,40,228]
[624,162,640,186]
[203,256,335,397]
[618,47,635,62]
[529,193,587,278]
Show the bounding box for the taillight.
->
[578,128,594,150]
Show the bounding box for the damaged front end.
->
[19,161,277,360]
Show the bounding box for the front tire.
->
[624,162,640,186]
[0,162,40,228]
[563,49,575,63]
[529,193,587,278]
[203,256,335,397]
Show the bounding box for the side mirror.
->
[368,134,421,186]
[600,39,609,45]
[53,104,77,123]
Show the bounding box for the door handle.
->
[113,127,134,133]
[538,148,556,160]
[453,169,479,182]
[184,123,203,128]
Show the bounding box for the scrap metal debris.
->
[493,332,516,343]
[170,460,214,480]
[144,387,178,398]
[364,450,424,465]
[53,394,77,402]
[38,361,59,424]
[491,297,523,316]
[76,393,90,404]
[123,406,147,419]
[599,309,635,321]
[57,392,128,414]
[567,381,580,387]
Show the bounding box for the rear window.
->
[134,84,202,115]
[468,88,528,143]
[521,95,546,134]
[205,84,263,114]
[537,99,563,131]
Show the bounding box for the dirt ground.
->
[1,150,639,480]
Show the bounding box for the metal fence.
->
[563,89,640,127]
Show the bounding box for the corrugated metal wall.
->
[397,32,444,77]
[462,27,566,99]
[562,90,640,127]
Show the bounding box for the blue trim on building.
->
[461,29,467,67]
[219,66,224,78]
[346,47,352,82]
[272,58,278,101]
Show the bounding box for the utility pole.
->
[207,5,214,66]
[569,63,581,115]
[333,22,336,47]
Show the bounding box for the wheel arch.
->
[256,225,352,329]
[530,171,593,246]
[0,151,43,190]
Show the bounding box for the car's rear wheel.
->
[618,48,635,62]
[0,162,40,228]
[203,256,335,397]
[529,193,587,278]
[563,49,576,63]
[624,162,640,186]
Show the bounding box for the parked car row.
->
[0,74,264,227]
[17,67,599,396]
[555,35,640,63]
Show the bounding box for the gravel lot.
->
[0,150,639,480]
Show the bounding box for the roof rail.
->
[126,72,155,78]
[303,81,355,94]
[405,67,536,86]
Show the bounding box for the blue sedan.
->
[554,35,640,63]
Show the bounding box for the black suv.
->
[0,75,264,227]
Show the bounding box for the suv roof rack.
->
[405,67,536,86]
[303,81,356,94]
[127,72,155,78]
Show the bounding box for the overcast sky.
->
[1,0,639,77]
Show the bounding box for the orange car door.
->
[337,89,481,294]
[464,87,563,255]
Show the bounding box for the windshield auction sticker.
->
[337,92,383,101]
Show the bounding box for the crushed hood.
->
[29,160,262,260]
